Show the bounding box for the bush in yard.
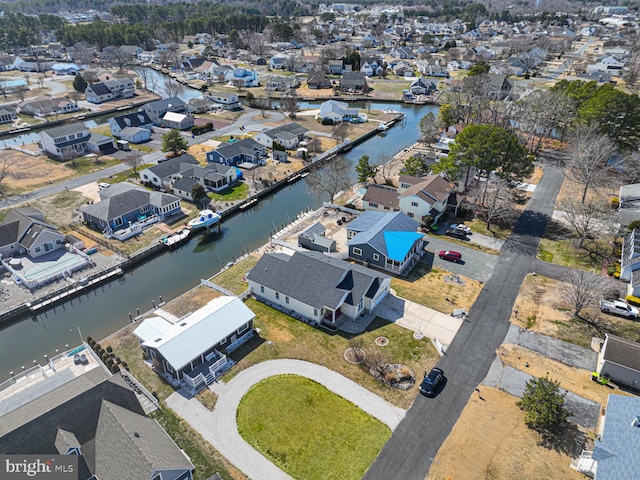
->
[626,295,640,306]
[607,265,616,276]
[110,363,120,374]
[106,345,113,354]
[611,197,620,209]
[517,376,569,433]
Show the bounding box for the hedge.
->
[626,295,640,306]
[192,122,214,136]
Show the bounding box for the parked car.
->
[439,250,462,262]
[450,223,471,234]
[419,367,444,397]
[599,299,639,319]
[98,182,110,190]
[445,227,467,238]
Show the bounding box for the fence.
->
[6,144,42,156]
[69,224,129,258]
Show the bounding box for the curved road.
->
[166,359,406,480]
[363,161,565,480]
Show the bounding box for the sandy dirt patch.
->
[427,387,584,480]
[71,182,101,203]
[0,150,75,195]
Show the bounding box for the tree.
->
[516,376,569,433]
[566,123,615,204]
[163,77,184,98]
[332,122,351,146]
[419,112,440,145]
[468,61,490,76]
[192,183,209,209]
[281,93,299,119]
[122,154,144,173]
[355,155,378,183]
[559,200,608,248]
[561,269,606,318]
[161,129,188,156]
[438,103,457,129]
[402,155,428,177]
[472,178,517,230]
[306,156,352,202]
[73,73,87,93]
[0,156,16,197]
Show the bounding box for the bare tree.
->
[281,93,299,119]
[559,200,609,248]
[306,136,321,154]
[617,151,640,185]
[566,124,616,203]
[306,156,352,202]
[134,66,152,92]
[472,178,517,230]
[0,156,16,197]
[561,269,607,318]
[122,154,145,173]
[247,32,266,56]
[332,122,351,146]
[15,86,27,103]
[73,45,95,67]
[163,77,185,98]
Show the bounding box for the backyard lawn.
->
[237,375,390,480]
[209,182,250,203]
[209,255,258,295]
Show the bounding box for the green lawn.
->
[103,164,154,184]
[237,375,390,480]
[66,155,121,175]
[209,255,258,294]
[209,182,249,202]
[537,237,612,271]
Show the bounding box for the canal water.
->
[0,98,437,380]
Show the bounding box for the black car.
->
[419,367,444,397]
[445,228,467,238]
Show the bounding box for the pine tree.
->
[161,129,189,156]
[516,376,570,433]
[72,73,87,93]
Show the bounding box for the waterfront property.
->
[316,100,366,124]
[20,98,79,118]
[254,122,309,149]
[85,77,135,104]
[80,182,182,240]
[39,123,90,159]
[0,107,17,124]
[139,154,199,189]
[346,211,425,275]
[133,296,255,392]
[206,138,266,166]
[169,163,238,199]
[142,97,187,125]
[0,367,194,480]
[108,111,154,144]
[298,222,336,253]
[246,250,391,327]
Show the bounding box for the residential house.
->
[392,62,415,77]
[619,184,640,228]
[415,59,448,77]
[0,207,66,260]
[14,57,55,72]
[360,58,383,76]
[269,55,290,70]
[80,182,182,237]
[161,111,194,130]
[316,99,361,123]
[397,174,453,222]
[597,334,640,390]
[203,91,241,110]
[483,73,513,100]
[85,77,134,104]
[362,185,400,212]
[20,98,79,117]
[0,107,17,124]
[264,75,300,92]
[390,46,415,59]
[297,222,336,252]
[409,76,438,95]
[87,133,116,154]
[169,164,238,199]
[134,296,255,391]
[0,370,195,480]
[139,154,200,188]
[248,55,267,65]
[346,210,424,275]
[254,122,308,149]
[51,63,80,75]
[0,55,17,71]
[186,97,219,113]
[224,68,259,87]
[142,97,187,125]
[40,123,90,159]
[586,55,624,77]
[307,69,332,89]
[577,394,640,479]
[341,72,368,94]
[327,59,344,75]
[246,250,391,326]
[206,138,266,166]
[108,111,154,143]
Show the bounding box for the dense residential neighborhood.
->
[0,2,639,480]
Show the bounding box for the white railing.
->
[209,355,227,376]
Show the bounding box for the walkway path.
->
[166,359,406,480]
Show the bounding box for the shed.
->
[298,222,336,252]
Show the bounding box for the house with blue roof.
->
[576,394,640,479]
[346,211,424,275]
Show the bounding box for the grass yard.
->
[66,155,122,175]
[391,263,483,314]
[209,182,250,202]
[103,164,154,184]
[537,236,612,271]
[237,375,390,480]
[161,285,222,318]
[228,299,438,410]
[427,387,584,480]
[31,190,89,227]
[209,255,258,295]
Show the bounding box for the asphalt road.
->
[363,162,565,480]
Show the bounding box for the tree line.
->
[0,13,65,52]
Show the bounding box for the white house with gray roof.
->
[138,154,200,188]
[142,97,187,125]
[108,111,153,143]
[254,122,308,149]
[0,207,66,259]
[40,123,90,159]
[247,250,391,326]
[206,138,266,166]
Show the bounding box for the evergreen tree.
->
[516,376,570,433]
[73,73,87,93]
[161,129,189,156]
[355,155,378,183]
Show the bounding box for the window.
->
[411,201,419,207]
[220,337,227,345]
[352,247,362,256]
[114,217,123,226]
[44,243,53,252]
[285,296,289,304]
[143,174,149,180]
[401,183,410,189]
[358,299,364,311]
[260,285,264,293]
[69,134,75,140]
[314,309,318,316]
[383,206,390,210]
[35,247,41,253]
[373,253,379,261]
[369,202,378,208]
[238,322,249,334]
[275,292,280,300]
[407,212,414,218]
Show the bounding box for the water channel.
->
[0,93,437,379]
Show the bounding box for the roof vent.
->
[154,337,162,342]
[134,432,140,438]
[179,322,187,327]
[632,417,640,428]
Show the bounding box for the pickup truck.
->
[599,299,639,319]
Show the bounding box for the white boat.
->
[188,210,222,230]
[162,228,190,247]
[378,124,389,131]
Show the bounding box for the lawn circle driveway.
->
[166,359,406,480]
[424,235,500,283]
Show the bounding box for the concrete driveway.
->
[422,235,500,283]
[376,294,463,348]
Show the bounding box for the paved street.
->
[363,162,565,480]
[166,359,406,480]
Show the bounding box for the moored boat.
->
[188,210,222,230]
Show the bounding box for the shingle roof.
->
[0,207,54,248]
[262,122,308,140]
[363,185,399,209]
[145,96,186,111]
[399,174,452,204]
[247,251,390,310]
[42,122,87,139]
[87,82,111,96]
[593,394,640,480]
[214,138,263,160]
[111,111,152,129]
[347,211,421,261]
[603,334,640,372]
[173,177,198,192]
[146,154,199,179]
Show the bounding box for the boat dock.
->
[161,228,191,248]
[240,198,259,210]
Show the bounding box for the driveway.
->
[166,359,406,480]
[422,235,500,283]
[376,294,463,348]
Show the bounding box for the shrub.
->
[607,265,616,276]
[627,219,640,231]
[86,336,93,343]
[121,361,128,368]
[106,345,113,354]
[191,122,214,136]
[115,356,121,364]
[626,295,640,306]
[110,364,120,374]
[611,197,620,209]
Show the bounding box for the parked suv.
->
[445,227,467,238]
[439,250,462,262]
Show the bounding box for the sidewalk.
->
[166,359,406,480]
